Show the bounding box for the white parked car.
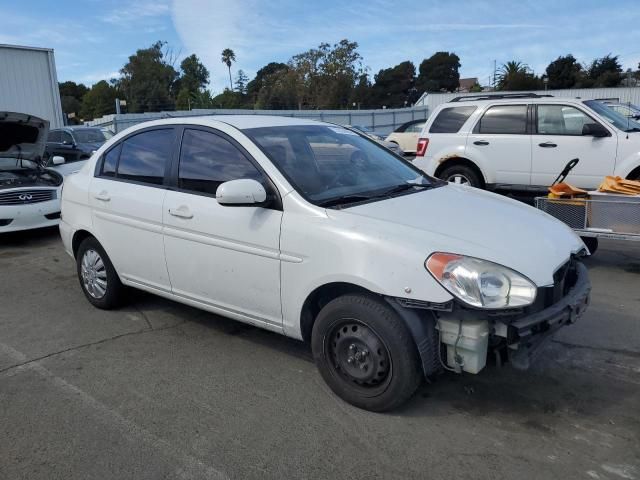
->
[413,94,640,189]
[60,115,590,411]
[0,112,86,233]
[385,119,426,154]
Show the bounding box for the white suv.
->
[60,115,590,411]
[413,93,640,190]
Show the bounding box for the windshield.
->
[0,157,39,171]
[244,125,436,207]
[584,100,640,132]
[73,129,107,143]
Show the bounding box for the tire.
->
[311,294,422,412]
[76,237,126,309]
[439,164,483,188]
[581,236,598,255]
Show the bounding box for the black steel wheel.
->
[311,294,422,411]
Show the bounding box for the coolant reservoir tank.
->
[437,318,489,374]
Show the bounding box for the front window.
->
[244,125,436,208]
[537,105,592,135]
[584,100,640,132]
[73,129,107,143]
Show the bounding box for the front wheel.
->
[311,294,422,412]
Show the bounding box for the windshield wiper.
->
[377,182,432,197]
[317,195,373,208]
[625,127,640,132]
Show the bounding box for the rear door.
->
[530,104,617,188]
[465,104,532,186]
[162,127,283,329]
[89,127,176,292]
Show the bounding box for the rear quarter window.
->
[429,106,477,133]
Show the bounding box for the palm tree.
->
[497,61,529,90]
[221,48,236,91]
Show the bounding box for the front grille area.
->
[0,189,56,205]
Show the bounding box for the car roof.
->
[118,114,329,132]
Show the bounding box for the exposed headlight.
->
[425,253,536,309]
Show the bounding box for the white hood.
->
[0,112,49,161]
[328,185,585,286]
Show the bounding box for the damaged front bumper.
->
[506,261,591,369]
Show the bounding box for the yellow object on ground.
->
[548,183,588,199]
[598,176,640,195]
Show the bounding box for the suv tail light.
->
[416,138,429,157]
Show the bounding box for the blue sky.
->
[2,0,639,92]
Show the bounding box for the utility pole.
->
[493,60,497,90]
[115,98,121,115]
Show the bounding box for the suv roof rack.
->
[449,93,554,102]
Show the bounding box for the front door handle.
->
[94,191,110,202]
[473,140,490,146]
[169,206,194,219]
[539,142,558,148]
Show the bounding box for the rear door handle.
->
[169,206,194,219]
[473,140,490,146]
[539,142,557,148]
[94,191,110,202]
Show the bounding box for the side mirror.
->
[52,156,65,165]
[216,179,267,206]
[582,123,609,137]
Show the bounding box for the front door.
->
[163,127,283,329]
[89,127,176,292]
[465,104,532,186]
[531,104,617,189]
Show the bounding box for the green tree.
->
[235,69,249,94]
[117,41,178,112]
[59,81,89,123]
[221,48,236,90]
[246,62,289,106]
[175,54,210,110]
[371,61,417,108]
[80,80,118,120]
[587,54,622,87]
[496,61,542,90]
[211,89,245,108]
[417,52,460,92]
[545,55,582,89]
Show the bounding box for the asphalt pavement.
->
[0,227,638,480]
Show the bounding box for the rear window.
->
[429,106,476,133]
[114,129,173,185]
[476,105,527,134]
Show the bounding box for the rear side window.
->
[116,129,173,185]
[476,105,527,134]
[47,131,61,143]
[429,107,476,133]
[178,129,263,195]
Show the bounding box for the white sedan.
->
[60,115,590,411]
[0,112,87,233]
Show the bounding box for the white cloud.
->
[103,1,171,24]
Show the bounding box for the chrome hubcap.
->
[447,174,471,185]
[81,249,107,299]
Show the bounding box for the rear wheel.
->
[439,164,483,188]
[76,237,125,309]
[311,294,422,411]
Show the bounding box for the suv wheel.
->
[76,237,125,309]
[439,164,482,188]
[311,294,422,411]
